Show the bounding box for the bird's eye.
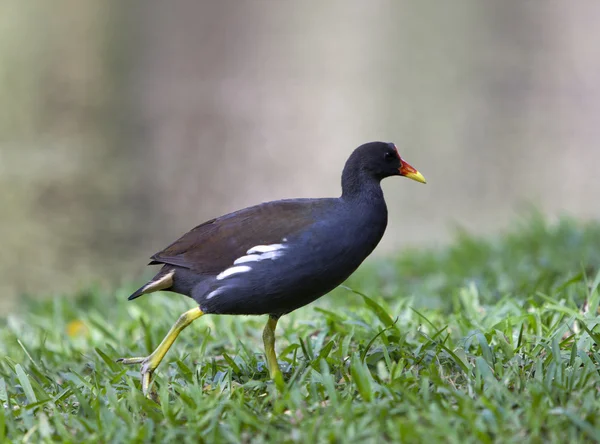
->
[384,151,397,161]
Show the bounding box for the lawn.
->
[2,216,600,443]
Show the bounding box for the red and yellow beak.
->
[399,159,427,184]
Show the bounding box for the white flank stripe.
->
[233,254,261,264]
[216,265,252,280]
[206,287,227,299]
[233,250,284,264]
[227,243,287,271]
[247,244,286,254]
[259,250,284,260]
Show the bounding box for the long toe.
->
[141,367,154,397]
[117,356,147,365]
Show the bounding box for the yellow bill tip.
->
[404,170,427,184]
[399,159,427,184]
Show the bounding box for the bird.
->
[117,141,426,396]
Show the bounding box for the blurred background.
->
[2,0,599,309]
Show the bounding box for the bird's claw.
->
[117,356,156,398]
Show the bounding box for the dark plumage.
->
[118,141,426,397]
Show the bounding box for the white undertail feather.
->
[140,270,175,295]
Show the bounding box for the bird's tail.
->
[128,269,175,300]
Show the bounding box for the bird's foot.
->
[117,356,156,398]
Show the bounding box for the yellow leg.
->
[262,315,284,388]
[117,306,204,397]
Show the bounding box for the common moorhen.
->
[118,141,425,396]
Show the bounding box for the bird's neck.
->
[341,170,385,203]
[339,170,388,253]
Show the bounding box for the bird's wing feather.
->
[149,199,332,274]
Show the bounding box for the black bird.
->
[118,141,426,396]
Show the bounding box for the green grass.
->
[2,216,600,442]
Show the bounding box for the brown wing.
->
[149,199,331,274]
